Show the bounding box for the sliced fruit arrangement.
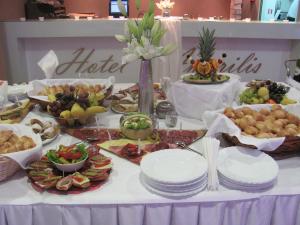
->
[46,86,107,126]
[27,144,112,194]
[185,27,225,83]
[239,80,296,105]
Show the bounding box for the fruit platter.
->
[239,80,297,105]
[183,28,229,85]
[28,79,112,127]
[27,143,112,194]
[110,83,166,114]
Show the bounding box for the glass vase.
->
[138,59,154,115]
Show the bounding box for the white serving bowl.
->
[50,155,88,173]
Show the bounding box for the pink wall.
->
[64,0,231,18]
[0,0,259,81]
[0,0,26,80]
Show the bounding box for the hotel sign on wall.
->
[25,37,289,82]
[55,47,262,77]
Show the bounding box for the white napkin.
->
[190,137,220,191]
[38,50,59,79]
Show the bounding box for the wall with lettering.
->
[24,36,291,82]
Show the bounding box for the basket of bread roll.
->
[0,124,42,181]
[222,105,300,159]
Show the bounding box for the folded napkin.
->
[190,137,220,191]
[38,50,59,79]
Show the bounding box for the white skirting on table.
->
[1,195,300,225]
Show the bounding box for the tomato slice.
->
[71,152,82,160]
[73,176,84,183]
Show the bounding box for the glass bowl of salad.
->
[120,113,153,140]
[46,143,89,173]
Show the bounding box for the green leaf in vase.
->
[148,0,155,15]
[148,13,155,29]
[117,0,127,16]
[162,43,177,55]
[127,20,139,38]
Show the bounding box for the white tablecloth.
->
[0,84,300,225]
[169,74,241,119]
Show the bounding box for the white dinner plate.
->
[141,173,207,193]
[219,176,276,192]
[218,172,276,187]
[142,172,208,188]
[140,149,208,184]
[218,147,279,185]
[141,175,207,198]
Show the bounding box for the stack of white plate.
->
[217,147,279,192]
[140,149,208,198]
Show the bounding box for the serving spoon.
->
[175,141,204,157]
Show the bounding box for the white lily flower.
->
[122,53,140,64]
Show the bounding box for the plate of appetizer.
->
[27,143,112,194]
[120,113,154,140]
[25,117,60,145]
[109,83,166,114]
[239,80,297,105]
[0,99,34,124]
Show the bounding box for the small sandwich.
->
[89,155,112,169]
[28,170,53,181]
[72,172,90,189]
[81,169,110,182]
[56,175,73,191]
[34,175,62,189]
[28,160,52,171]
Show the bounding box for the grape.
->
[70,86,75,92]
[239,88,257,104]
[257,87,269,98]
[55,93,63,99]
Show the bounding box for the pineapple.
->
[198,27,216,62]
[190,27,221,79]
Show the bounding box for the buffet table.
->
[0,84,300,225]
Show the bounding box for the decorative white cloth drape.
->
[152,18,182,82]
